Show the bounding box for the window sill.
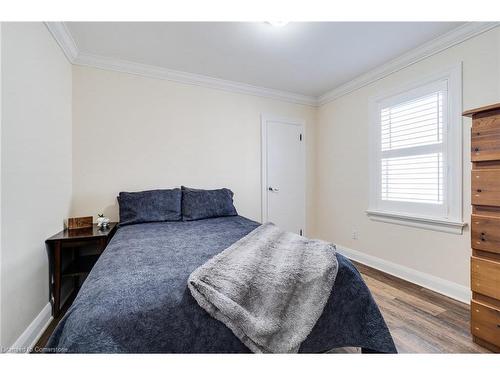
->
[366,210,467,234]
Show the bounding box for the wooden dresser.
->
[463,103,500,352]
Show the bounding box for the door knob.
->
[268,187,280,192]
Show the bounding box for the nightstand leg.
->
[74,246,80,291]
[100,237,107,251]
[53,241,62,317]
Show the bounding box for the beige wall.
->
[314,27,500,289]
[0,23,72,349]
[71,66,317,232]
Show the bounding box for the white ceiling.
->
[65,22,464,98]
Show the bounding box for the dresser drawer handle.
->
[474,147,480,152]
[477,189,482,193]
[481,232,486,241]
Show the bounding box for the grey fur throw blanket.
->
[188,223,339,353]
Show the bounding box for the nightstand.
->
[45,223,117,317]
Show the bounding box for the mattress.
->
[47,216,396,353]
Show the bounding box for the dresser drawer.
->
[473,113,500,132]
[471,300,500,347]
[471,256,500,300]
[471,215,500,254]
[472,169,500,206]
[471,128,500,162]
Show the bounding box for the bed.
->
[46,215,397,353]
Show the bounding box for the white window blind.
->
[380,90,445,206]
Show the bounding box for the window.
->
[368,66,464,234]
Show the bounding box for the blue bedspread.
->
[46,216,396,353]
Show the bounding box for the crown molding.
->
[44,22,78,63]
[44,22,317,106]
[74,52,319,106]
[45,22,499,108]
[318,22,500,105]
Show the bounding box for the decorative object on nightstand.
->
[97,213,110,229]
[45,222,117,317]
[463,102,500,353]
[67,216,93,230]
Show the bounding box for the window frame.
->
[367,64,465,234]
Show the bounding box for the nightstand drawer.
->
[472,169,500,206]
[471,256,500,300]
[471,215,500,254]
[471,300,500,347]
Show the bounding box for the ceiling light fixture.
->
[266,21,289,28]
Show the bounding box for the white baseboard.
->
[8,303,52,353]
[336,245,471,304]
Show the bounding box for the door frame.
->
[260,114,306,234]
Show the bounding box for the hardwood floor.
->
[352,261,490,353]
[34,261,491,353]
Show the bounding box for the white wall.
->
[71,66,317,232]
[0,23,72,349]
[314,27,500,293]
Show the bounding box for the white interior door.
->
[262,116,305,235]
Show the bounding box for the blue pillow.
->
[118,189,182,226]
[181,186,238,221]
